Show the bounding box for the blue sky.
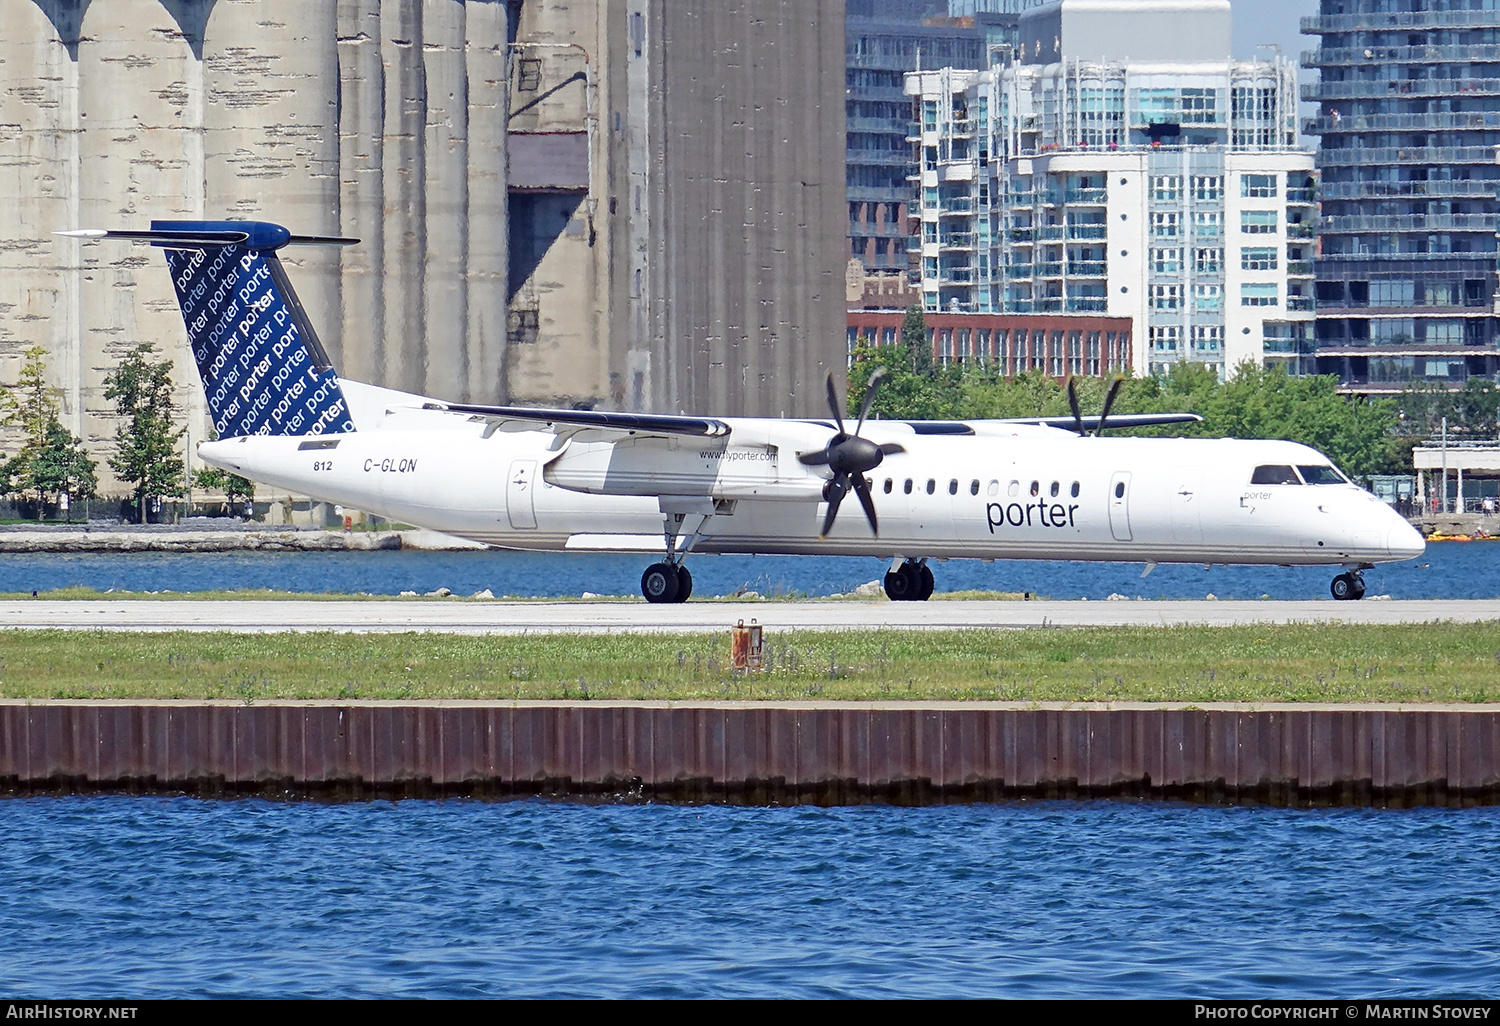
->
[1231,0,1313,62]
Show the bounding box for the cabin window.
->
[1114,481,1125,498]
[1049,481,1060,498]
[904,479,913,494]
[1070,481,1080,498]
[1030,480,1040,497]
[970,480,980,496]
[1008,480,1020,497]
[884,478,892,494]
[1250,465,1301,485]
[1298,465,1347,485]
[988,480,1000,497]
[949,479,959,495]
[926,479,936,495]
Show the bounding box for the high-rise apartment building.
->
[907,0,1315,378]
[846,1,984,277]
[1304,0,1500,393]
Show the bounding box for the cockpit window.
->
[1297,464,1348,485]
[1251,464,1300,485]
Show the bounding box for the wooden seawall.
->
[4,701,1500,806]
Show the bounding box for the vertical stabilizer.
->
[64,220,359,437]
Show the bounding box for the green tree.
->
[194,466,256,518]
[901,305,933,377]
[0,346,97,518]
[0,345,61,508]
[30,420,97,521]
[104,343,185,523]
[844,351,1401,478]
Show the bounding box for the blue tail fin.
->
[77,220,358,438]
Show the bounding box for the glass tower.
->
[1304,0,1500,392]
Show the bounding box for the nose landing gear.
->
[1330,570,1367,601]
[883,558,935,601]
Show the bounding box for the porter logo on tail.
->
[60,220,359,439]
[154,220,357,438]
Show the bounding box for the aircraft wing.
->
[428,402,732,439]
[998,413,1204,431]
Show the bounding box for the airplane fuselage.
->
[199,413,1424,569]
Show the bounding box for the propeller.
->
[1065,375,1126,436]
[799,368,905,538]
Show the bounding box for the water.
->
[0,539,1493,599]
[0,796,1495,998]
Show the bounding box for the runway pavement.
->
[0,598,1498,633]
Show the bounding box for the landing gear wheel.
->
[1330,572,1366,601]
[674,564,693,602]
[916,564,935,601]
[642,562,681,604]
[883,561,934,601]
[883,567,916,601]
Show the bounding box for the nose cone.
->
[1386,518,1426,561]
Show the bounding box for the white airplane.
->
[62,220,1425,602]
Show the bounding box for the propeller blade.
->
[878,442,906,456]
[797,448,834,466]
[1067,376,1084,436]
[824,370,847,436]
[851,474,880,536]
[820,474,849,539]
[854,366,888,436]
[1095,376,1125,436]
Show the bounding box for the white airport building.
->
[906,0,1316,378]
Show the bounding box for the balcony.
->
[1303,11,1500,32]
[1317,180,1499,201]
[1035,261,1064,277]
[1316,145,1500,167]
[1065,188,1108,204]
[1320,213,1499,233]
[1067,224,1108,240]
[1005,264,1034,278]
[939,232,976,250]
[1286,187,1317,204]
[938,162,975,183]
[1303,78,1500,101]
[939,267,976,284]
[1287,296,1315,312]
[848,116,909,134]
[1303,44,1500,68]
[938,199,974,215]
[907,236,924,252]
[1036,225,1065,241]
[1068,261,1108,276]
[1287,261,1313,276]
[1305,111,1500,135]
[1006,227,1034,242]
[1066,298,1107,313]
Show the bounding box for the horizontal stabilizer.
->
[56,224,358,250]
[434,402,732,439]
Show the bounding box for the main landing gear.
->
[883,558,935,601]
[1330,569,1367,601]
[640,503,715,603]
[641,561,693,604]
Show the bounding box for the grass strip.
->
[1,623,1498,703]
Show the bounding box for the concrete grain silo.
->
[0,0,845,497]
